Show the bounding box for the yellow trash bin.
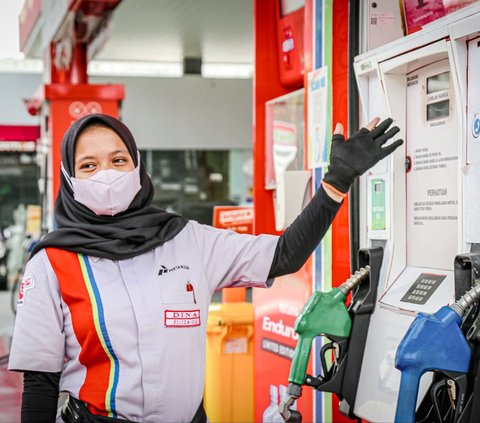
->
[204,302,254,423]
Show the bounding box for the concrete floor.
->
[0,290,22,423]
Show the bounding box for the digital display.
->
[427,71,450,94]
[374,182,382,192]
[280,0,304,16]
[427,99,450,121]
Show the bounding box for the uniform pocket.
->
[160,280,197,304]
[161,290,195,304]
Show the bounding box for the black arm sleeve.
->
[268,186,342,278]
[22,370,61,423]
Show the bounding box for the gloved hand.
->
[323,117,403,194]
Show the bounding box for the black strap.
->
[62,395,207,423]
[467,347,480,422]
[190,400,207,423]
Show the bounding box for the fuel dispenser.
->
[346,5,480,422]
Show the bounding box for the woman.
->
[8,113,401,422]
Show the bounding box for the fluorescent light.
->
[0,0,25,60]
[201,63,253,79]
[88,60,183,78]
[0,58,43,74]
[0,59,254,79]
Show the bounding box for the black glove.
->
[323,118,403,193]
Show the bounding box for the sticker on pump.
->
[472,113,480,139]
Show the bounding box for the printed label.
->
[224,338,248,354]
[164,309,201,328]
[370,12,395,26]
[261,337,295,360]
[17,276,35,307]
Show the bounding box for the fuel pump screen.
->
[427,72,449,94]
[426,72,450,121]
[427,100,449,121]
[400,273,446,305]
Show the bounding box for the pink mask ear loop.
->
[60,162,74,190]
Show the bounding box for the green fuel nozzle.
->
[279,266,370,422]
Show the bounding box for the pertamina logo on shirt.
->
[164,309,201,328]
[158,264,190,276]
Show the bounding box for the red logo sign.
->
[68,101,103,119]
[164,309,201,328]
[17,276,35,307]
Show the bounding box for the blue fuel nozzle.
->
[394,284,480,423]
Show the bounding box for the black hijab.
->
[31,114,187,259]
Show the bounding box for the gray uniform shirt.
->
[9,221,278,422]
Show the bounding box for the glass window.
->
[140,149,252,225]
[0,152,40,290]
[0,152,40,229]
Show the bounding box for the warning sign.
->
[213,206,254,234]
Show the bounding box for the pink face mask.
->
[62,156,142,216]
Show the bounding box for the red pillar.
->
[331,1,355,422]
[253,0,290,237]
[331,0,351,289]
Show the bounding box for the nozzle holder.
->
[451,284,480,317]
[454,253,480,301]
[339,247,383,419]
[338,266,370,296]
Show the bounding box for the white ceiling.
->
[96,0,254,65]
[0,0,254,77]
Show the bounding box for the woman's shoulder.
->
[28,247,79,271]
[26,247,48,267]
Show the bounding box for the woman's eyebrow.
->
[110,149,130,156]
[75,154,97,163]
[75,150,130,164]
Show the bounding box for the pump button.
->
[405,156,412,173]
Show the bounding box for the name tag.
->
[164,309,201,328]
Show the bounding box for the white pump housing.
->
[352,5,480,422]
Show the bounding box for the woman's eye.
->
[113,157,128,164]
[80,163,96,170]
